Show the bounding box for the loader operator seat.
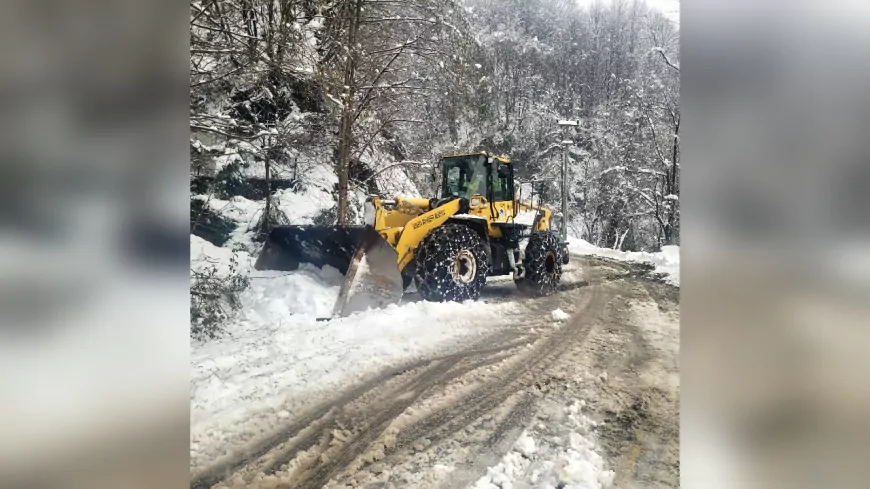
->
[468,172,486,198]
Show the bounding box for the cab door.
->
[489,161,515,223]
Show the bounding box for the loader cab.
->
[441,153,514,203]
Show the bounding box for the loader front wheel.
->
[516,231,562,296]
[415,223,488,302]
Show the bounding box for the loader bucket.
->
[255,226,369,273]
[255,225,404,318]
[331,227,404,318]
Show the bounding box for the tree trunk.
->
[336,0,362,226]
[616,226,630,251]
[336,104,354,225]
[665,115,680,245]
[267,0,275,68]
[263,136,272,237]
[241,0,258,56]
[446,92,459,144]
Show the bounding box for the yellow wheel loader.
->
[255,152,565,318]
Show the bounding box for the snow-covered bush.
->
[311,201,361,226]
[190,197,237,247]
[214,161,253,199]
[251,201,290,242]
[190,250,250,340]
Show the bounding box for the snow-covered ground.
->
[189,232,679,472]
[190,246,521,472]
[472,399,614,489]
[188,229,682,486]
[568,237,680,286]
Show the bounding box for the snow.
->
[557,430,613,487]
[568,237,680,286]
[552,309,570,321]
[273,186,334,224]
[247,265,345,316]
[513,209,537,226]
[373,165,421,198]
[203,195,263,225]
[192,162,338,250]
[471,400,614,489]
[326,93,344,107]
[190,267,521,473]
[473,451,528,489]
[514,431,538,456]
[197,195,267,250]
[190,234,254,277]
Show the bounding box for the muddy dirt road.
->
[191,256,680,489]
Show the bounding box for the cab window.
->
[490,162,513,202]
[442,155,487,199]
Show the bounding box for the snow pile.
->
[474,451,529,489]
[190,271,520,473]
[551,309,570,321]
[472,432,536,489]
[471,400,614,489]
[557,432,612,488]
[514,431,538,457]
[568,237,680,286]
[246,264,345,317]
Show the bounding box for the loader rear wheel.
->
[516,231,562,296]
[414,223,488,302]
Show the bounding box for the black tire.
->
[516,231,562,296]
[414,223,489,302]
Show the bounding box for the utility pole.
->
[557,119,578,243]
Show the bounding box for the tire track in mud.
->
[269,340,539,488]
[585,277,680,488]
[191,256,657,489]
[287,287,608,489]
[260,337,546,478]
[395,291,601,447]
[190,335,527,489]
